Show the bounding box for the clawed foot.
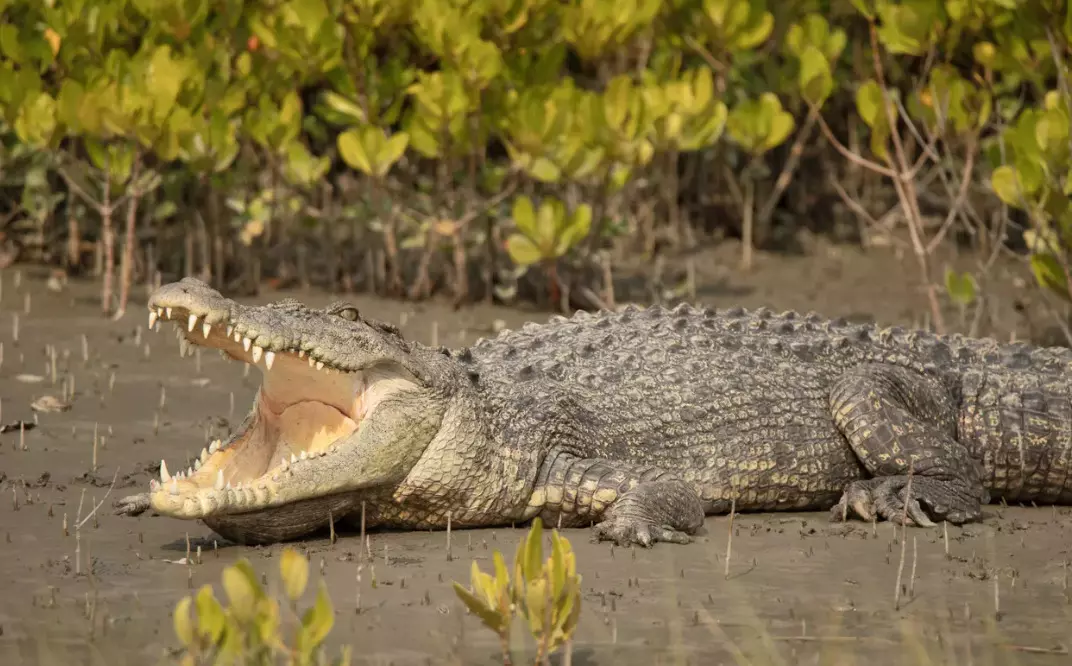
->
[830,476,985,527]
[592,516,693,547]
[590,480,704,547]
[114,492,152,517]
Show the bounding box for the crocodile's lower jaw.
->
[144,306,369,518]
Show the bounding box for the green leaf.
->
[523,517,544,581]
[505,233,544,267]
[0,24,22,63]
[855,80,886,129]
[1036,108,1070,159]
[56,79,84,132]
[535,199,560,244]
[337,128,374,175]
[146,45,184,120]
[555,204,593,257]
[221,560,260,622]
[798,46,833,107]
[944,268,977,306]
[172,596,194,647]
[990,165,1027,206]
[300,580,335,647]
[452,581,507,630]
[322,91,366,124]
[194,585,226,643]
[1030,253,1071,301]
[279,548,309,602]
[375,132,409,177]
[512,195,537,238]
[14,91,56,148]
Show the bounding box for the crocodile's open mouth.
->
[147,305,370,506]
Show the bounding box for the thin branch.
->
[76,467,121,530]
[756,107,820,226]
[812,107,899,179]
[925,137,976,254]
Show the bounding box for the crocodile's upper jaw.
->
[141,282,420,519]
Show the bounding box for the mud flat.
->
[1,245,1070,665]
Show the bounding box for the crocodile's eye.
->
[335,306,359,322]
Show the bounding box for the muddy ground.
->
[2,237,1072,666]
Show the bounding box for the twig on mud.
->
[74,467,120,576]
[909,536,918,598]
[724,498,736,579]
[894,470,913,610]
[446,510,453,562]
[1004,644,1068,656]
[76,467,120,530]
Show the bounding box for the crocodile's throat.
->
[146,305,374,501]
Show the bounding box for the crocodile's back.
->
[465,303,1072,379]
[455,305,871,510]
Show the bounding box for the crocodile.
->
[114,277,1072,547]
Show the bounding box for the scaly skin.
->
[115,278,1072,547]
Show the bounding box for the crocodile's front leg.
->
[528,453,705,547]
[828,363,989,527]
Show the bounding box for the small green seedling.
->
[453,518,583,666]
[171,547,349,666]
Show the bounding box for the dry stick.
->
[365,535,377,588]
[446,511,453,562]
[909,536,918,599]
[74,468,121,576]
[893,472,914,611]
[724,498,736,579]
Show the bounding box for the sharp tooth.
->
[226,482,233,490]
[160,460,171,482]
[200,447,209,462]
[149,479,160,492]
[209,440,220,453]
[308,357,315,368]
[165,307,172,319]
[149,310,159,329]
[251,346,263,363]
[170,479,179,495]
[226,325,234,337]
[300,450,308,460]
[291,453,298,463]
[298,350,305,358]
[202,321,212,338]
[243,337,252,352]
[193,459,201,471]
[264,350,276,370]
[233,332,241,343]
[188,314,198,332]
[281,456,289,469]
[215,470,225,490]
[316,361,324,371]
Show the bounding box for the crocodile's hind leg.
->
[828,364,989,526]
[530,453,705,548]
